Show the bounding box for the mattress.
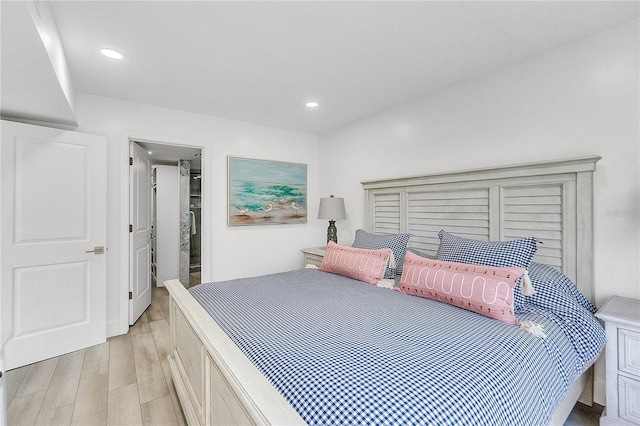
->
[189,267,605,425]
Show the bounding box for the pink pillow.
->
[398,251,526,325]
[320,241,391,285]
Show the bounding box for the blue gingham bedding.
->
[189,267,605,425]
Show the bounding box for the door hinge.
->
[129,224,133,233]
[129,291,133,300]
[129,157,133,165]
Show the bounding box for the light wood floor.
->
[5,283,601,426]
[5,285,186,426]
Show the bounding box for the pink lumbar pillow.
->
[320,241,392,285]
[398,251,526,325]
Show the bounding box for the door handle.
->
[86,246,105,254]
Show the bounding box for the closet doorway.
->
[130,141,203,322]
[188,168,202,285]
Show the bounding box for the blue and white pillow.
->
[352,229,411,278]
[523,262,604,364]
[435,230,537,269]
[435,230,538,307]
[527,261,596,313]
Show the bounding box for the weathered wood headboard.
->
[362,156,601,301]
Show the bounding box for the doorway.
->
[189,167,202,286]
[130,140,203,324]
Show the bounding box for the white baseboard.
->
[107,320,128,338]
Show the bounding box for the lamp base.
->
[327,220,338,244]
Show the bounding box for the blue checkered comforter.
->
[189,266,605,425]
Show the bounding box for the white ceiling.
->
[4,1,640,135]
[1,2,78,125]
[135,141,202,170]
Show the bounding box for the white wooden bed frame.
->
[166,156,601,425]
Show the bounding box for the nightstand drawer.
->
[618,375,640,423]
[304,254,324,267]
[301,247,326,268]
[619,328,640,377]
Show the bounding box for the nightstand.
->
[301,246,326,268]
[596,296,640,426]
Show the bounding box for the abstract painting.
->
[228,156,307,226]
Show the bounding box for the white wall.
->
[318,20,639,404]
[154,165,180,287]
[72,94,320,336]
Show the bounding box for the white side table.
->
[301,247,326,268]
[596,296,640,425]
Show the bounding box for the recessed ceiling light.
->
[148,151,152,155]
[100,48,124,60]
[305,101,319,108]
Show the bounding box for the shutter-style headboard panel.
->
[362,156,601,301]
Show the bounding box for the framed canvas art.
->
[228,156,307,226]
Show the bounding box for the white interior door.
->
[1,120,107,370]
[129,142,152,324]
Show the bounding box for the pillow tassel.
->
[518,320,546,338]
[388,251,396,270]
[521,270,535,296]
[377,278,396,289]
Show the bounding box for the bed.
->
[165,156,604,425]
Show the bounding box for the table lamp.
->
[318,195,346,244]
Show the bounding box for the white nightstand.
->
[596,296,640,426]
[301,246,326,268]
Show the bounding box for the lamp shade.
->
[318,195,346,220]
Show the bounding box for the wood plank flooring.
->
[5,285,186,426]
[5,283,601,426]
